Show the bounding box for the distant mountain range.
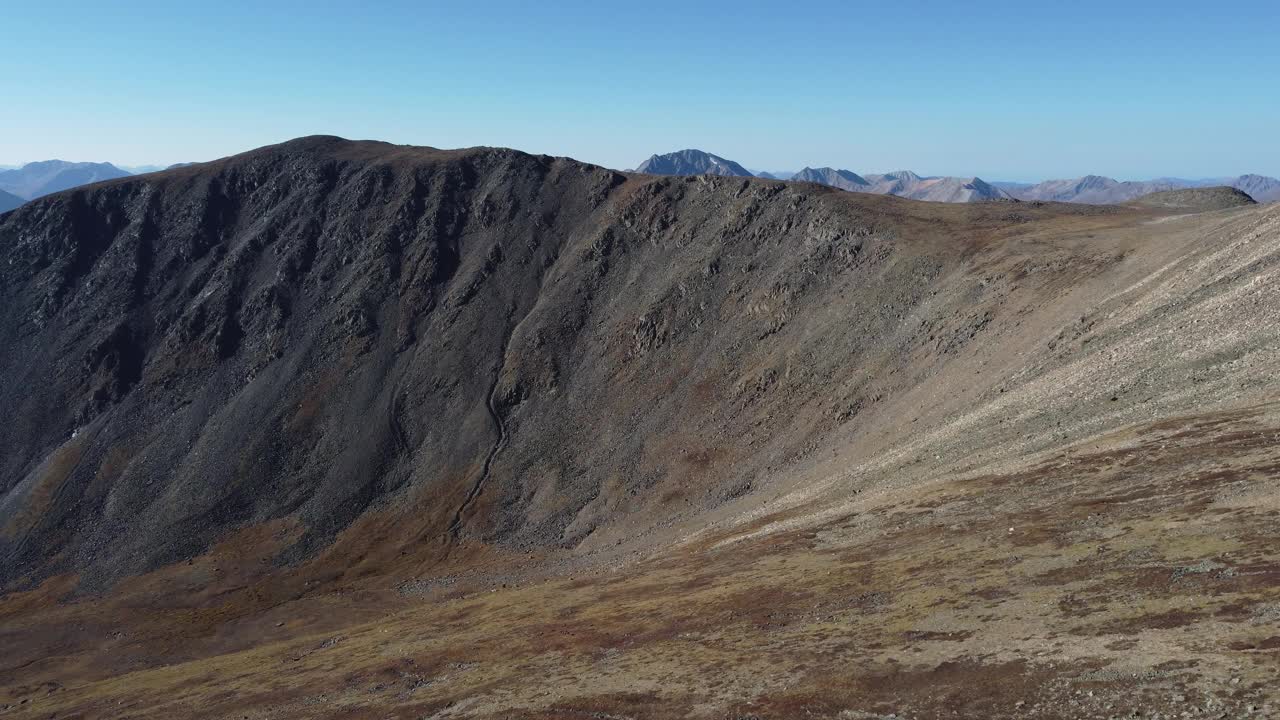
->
[0,160,203,208]
[791,167,870,191]
[635,150,1280,204]
[863,171,1013,203]
[995,174,1280,204]
[0,189,23,214]
[638,151,1012,202]
[0,160,132,200]
[777,166,1012,202]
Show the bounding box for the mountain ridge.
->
[640,152,1009,203]
[633,149,1280,204]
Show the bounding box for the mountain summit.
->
[634,149,754,177]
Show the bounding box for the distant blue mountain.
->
[0,160,132,200]
[0,188,23,213]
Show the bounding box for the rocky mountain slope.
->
[2,138,1279,719]
[5,135,1001,587]
[634,149,753,176]
[637,151,1279,206]
[0,160,131,199]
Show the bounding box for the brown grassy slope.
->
[2,402,1277,719]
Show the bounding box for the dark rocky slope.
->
[0,136,1033,588]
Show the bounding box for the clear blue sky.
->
[5,0,1279,181]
